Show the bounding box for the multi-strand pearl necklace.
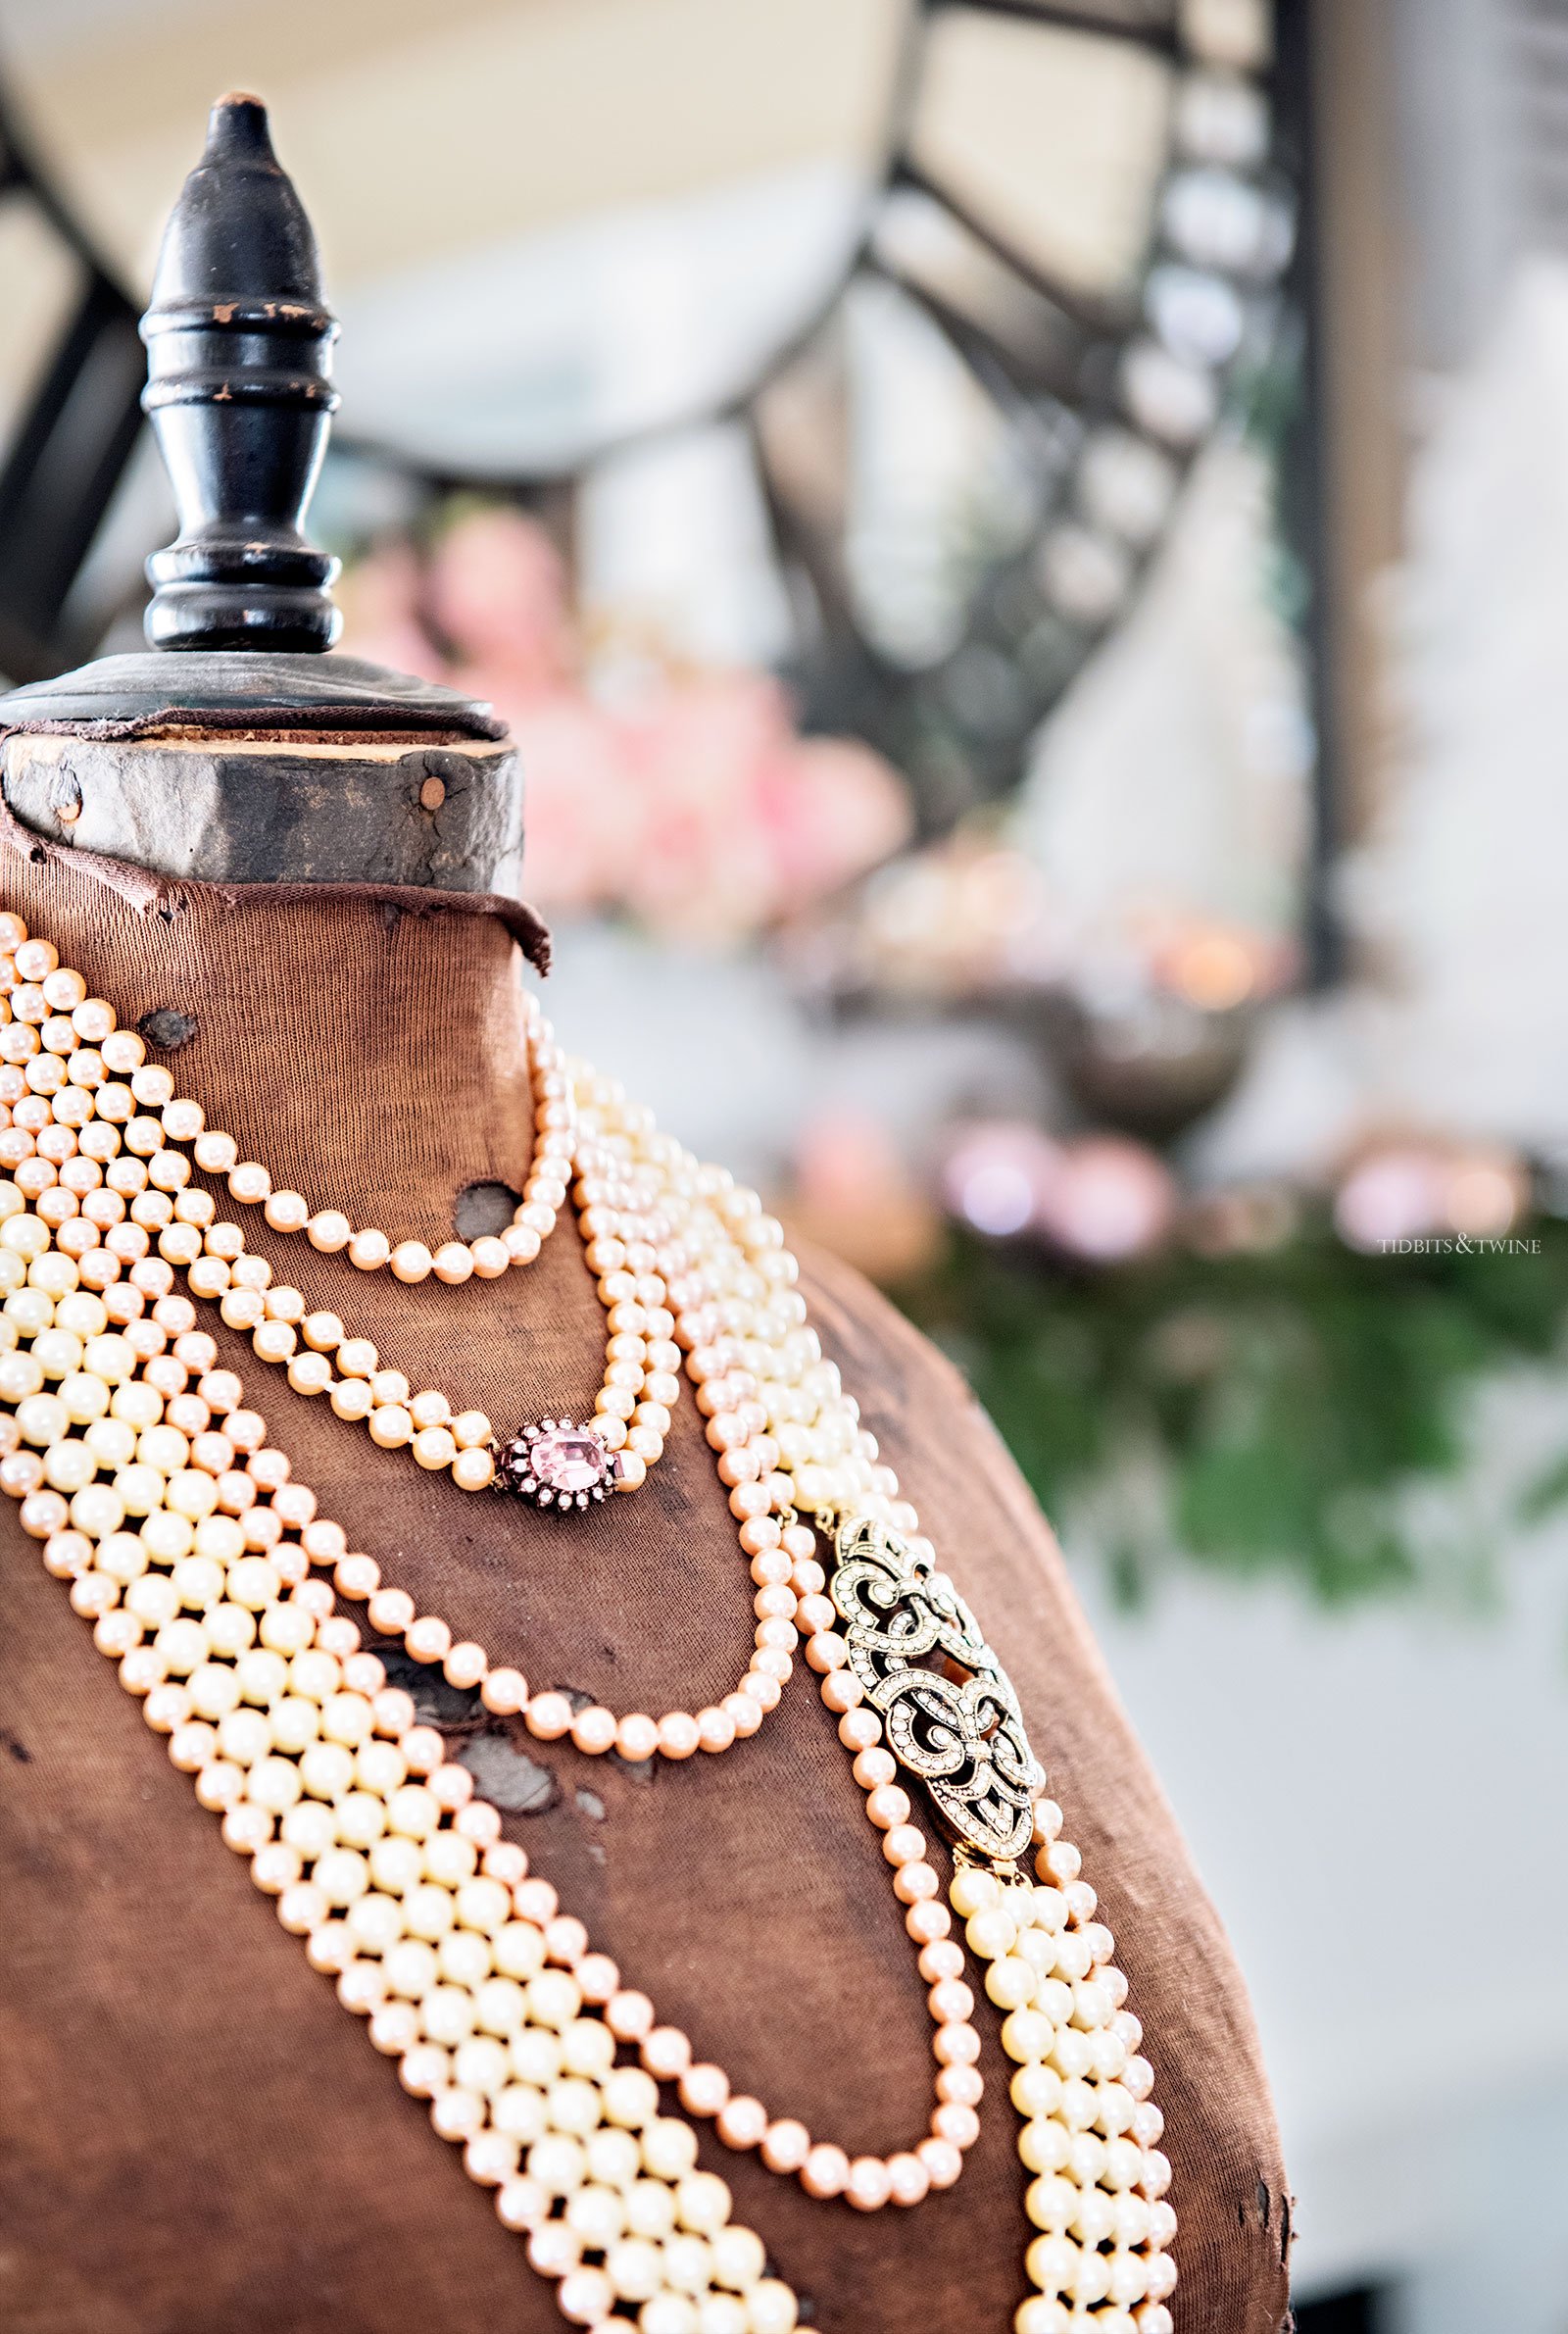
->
[4,972,685,1510]
[1,904,1177,2334]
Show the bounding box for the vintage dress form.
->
[0,100,1291,2334]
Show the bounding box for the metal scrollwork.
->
[830,1515,1044,1863]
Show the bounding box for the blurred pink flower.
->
[338,502,912,943]
[1333,1140,1526,1252]
[763,736,916,916]
[334,540,445,683]
[797,1109,912,1218]
[503,692,641,915]
[428,507,576,687]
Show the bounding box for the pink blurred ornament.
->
[1332,1139,1527,1253]
[1443,1151,1527,1238]
[796,1112,909,1218]
[1333,1147,1448,1252]
[786,1111,941,1282]
[1037,1138,1177,1263]
[940,1123,1062,1240]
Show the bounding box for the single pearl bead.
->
[334,1555,379,1602]
[524,1692,573,1741]
[715,2094,767,2151]
[937,2063,984,2109]
[569,1705,617,1757]
[721,1691,762,1739]
[837,1708,881,1752]
[657,1712,700,1760]
[882,1824,928,1868]
[678,2061,730,2117]
[760,2119,810,2176]
[845,2156,894,2212]
[604,1990,654,2045]
[480,1667,527,1715]
[410,1425,456,1472]
[886,2151,930,2207]
[366,1589,415,1638]
[864,1783,911,1831]
[800,2143,850,2200]
[495,2174,549,2233]
[405,1616,451,1665]
[929,1977,977,2025]
[695,1705,735,1754]
[747,2283,799,2334]
[641,2025,692,2080]
[916,2135,964,2190]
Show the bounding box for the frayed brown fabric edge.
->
[0,796,551,974]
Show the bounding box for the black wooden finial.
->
[140,93,342,652]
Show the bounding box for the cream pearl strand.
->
[2,1189,1178,2324]
[2,1333,800,2334]
[4,1243,981,2213]
[567,1128,1180,2323]
[178,1136,808,1762]
[2,903,1178,2328]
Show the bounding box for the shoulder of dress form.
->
[0,651,508,740]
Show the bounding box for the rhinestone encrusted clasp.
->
[495,1419,620,1509]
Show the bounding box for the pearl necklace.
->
[0,951,688,1508]
[0,905,1178,2334]
[200,990,573,1284]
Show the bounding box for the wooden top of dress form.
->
[0,856,1292,2334]
[0,99,523,900]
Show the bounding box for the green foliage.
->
[891,1217,1568,1603]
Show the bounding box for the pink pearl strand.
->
[165,989,572,1287]
[2,1263,978,2214]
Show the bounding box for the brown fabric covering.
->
[0,857,1292,2334]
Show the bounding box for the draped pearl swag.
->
[0,905,1176,2334]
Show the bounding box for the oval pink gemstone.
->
[532,1426,613,1496]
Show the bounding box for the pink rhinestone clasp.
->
[495,1418,620,1509]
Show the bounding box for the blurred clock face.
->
[0,0,1288,821]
